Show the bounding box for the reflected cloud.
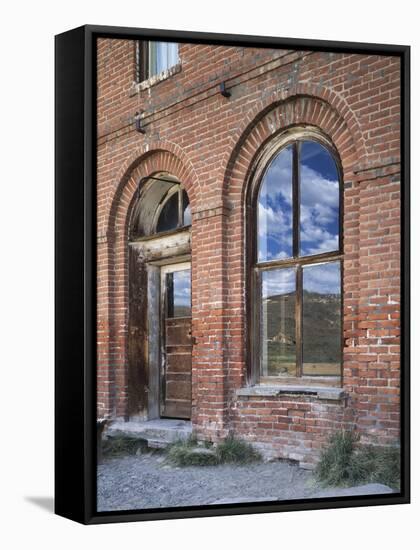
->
[299,141,339,256]
[172,270,191,307]
[262,268,295,298]
[257,141,340,261]
[303,262,341,295]
[258,145,293,261]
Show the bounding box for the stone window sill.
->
[129,63,182,96]
[236,385,346,401]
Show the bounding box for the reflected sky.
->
[258,145,293,262]
[257,141,339,263]
[262,267,295,298]
[299,141,340,256]
[303,261,341,295]
[172,269,191,307]
[167,269,191,318]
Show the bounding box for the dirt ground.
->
[97,452,394,512]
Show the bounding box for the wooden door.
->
[161,264,192,419]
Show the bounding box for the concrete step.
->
[147,438,171,449]
[105,419,192,450]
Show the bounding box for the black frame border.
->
[55,24,410,525]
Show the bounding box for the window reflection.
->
[299,141,340,256]
[166,269,191,318]
[255,137,342,381]
[302,262,341,376]
[155,187,190,234]
[156,192,179,233]
[257,145,293,262]
[261,268,296,377]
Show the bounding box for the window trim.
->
[245,127,344,388]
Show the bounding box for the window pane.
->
[166,269,191,318]
[299,141,340,256]
[148,42,158,76]
[149,42,178,76]
[156,42,167,74]
[156,192,179,233]
[182,190,191,226]
[261,268,296,377]
[167,43,179,67]
[302,262,341,376]
[258,145,293,262]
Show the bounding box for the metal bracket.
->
[220,81,231,98]
[135,111,146,134]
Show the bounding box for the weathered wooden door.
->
[161,263,192,419]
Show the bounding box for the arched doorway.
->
[128,173,192,420]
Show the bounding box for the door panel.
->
[161,265,192,419]
[166,351,192,372]
[166,319,192,346]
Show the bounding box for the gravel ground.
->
[97,452,394,511]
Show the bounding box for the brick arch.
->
[100,145,199,419]
[103,141,199,240]
[220,93,364,274]
[221,83,366,193]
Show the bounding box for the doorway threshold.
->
[106,418,192,449]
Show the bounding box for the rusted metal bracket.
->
[135,111,146,134]
[220,81,231,98]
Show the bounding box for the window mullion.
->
[293,142,302,377]
[292,142,300,258]
[296,265,303,378]
[178,188,183,227]
[255,268,262,384]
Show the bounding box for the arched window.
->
[250,135,343,385]
[130,173,191,239]
[154,185,191,234]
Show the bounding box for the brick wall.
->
[97,38,401,464]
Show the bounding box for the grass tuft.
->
[102,435,148,457]
[166,434,262,467]
[315,430,358,486]
[348,445,400,488]
[216,434,262,465]
[315,430,400,489]
[166,436,218,466]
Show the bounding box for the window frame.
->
[136,40,179,83]
[152,184,191,235]
[246,129,344,387]
[129,173,191,241]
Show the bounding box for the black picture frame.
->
[55,24,410,525]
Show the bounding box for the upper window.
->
[154,185,191,234]
[130,173,191,240]
[251,137,342,384]
[137,41,179,82]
